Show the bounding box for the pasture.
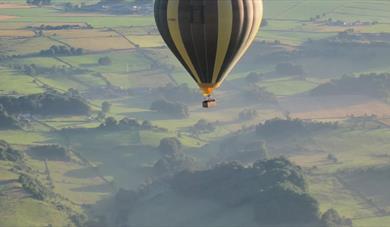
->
[1,0,390,226]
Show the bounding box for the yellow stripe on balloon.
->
[211,0,233,84]
[218,0,263,84]
[166,0,201,84]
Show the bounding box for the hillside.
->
[103,158,351,227]
[1,0,390,226]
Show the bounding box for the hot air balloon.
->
[154,0,263,107]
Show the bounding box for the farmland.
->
[1,0,390,226]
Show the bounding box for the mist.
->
[1,0,390,227]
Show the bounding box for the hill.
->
[105,158,351,227]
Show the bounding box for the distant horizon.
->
[0,0,390,227]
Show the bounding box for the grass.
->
[0,36,58,55]
[0,7,154,28]
[0,196,72,227]
[139,130,175,147]
[62,51,151,74]
[43,116,99,129]
[259,77,320,96]
[308,175,375,218]
[1,0,390,225]
[60,36,134,51]
[59,129,141,152]
[12,57,67,67]
[0,131,48,145]
[0,68,43,94]
[0,166,18,181]
[37,75,89,91]
[47,160,111,204]
[354,216,390,227]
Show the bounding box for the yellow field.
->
[127,35,164,48]
[0,15,18,21]
[0,3,31,9]
[61,36,134,51]
[0,29,34,37]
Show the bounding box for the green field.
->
[1,0,390,226]
[0,69,43,94]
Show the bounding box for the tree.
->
[320,209,353,227]
[327,154,338,163]
[153,154,196,177]
[191,119,215,133]
[239,109,258,121]
[150,99,189,118]
[75,48,83,55]
[169,157,321,225]
[102,117,117,129]
[141,120,153,130]
[254,184,320,225]
[66,88,80,97]
[0,92,90,116]
[18,173,51,200]
[98,56,112,66]
[0,107,20,130]
[261,18,268,27]
[118,117,140,129]
[158,137,182,157]
[101,101,111,114]
[244,85,277,103]
[0,140,23,161]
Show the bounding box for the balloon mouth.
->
[199,83,221,96]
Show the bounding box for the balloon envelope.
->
[155,0,263,95]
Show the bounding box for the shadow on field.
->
[80,63,99,68]
[64,167,99,179]
[126,110,188,121]
[71,182,112,193]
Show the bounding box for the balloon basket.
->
[202,98,216,108]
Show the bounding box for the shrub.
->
[18,173,51,200]
[150,99,189,118]
[158,137,182,157]
[0,140,23,162]
[98,56,112,65]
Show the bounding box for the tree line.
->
[0,140,23,162]
[39,45,84,56]
[0,106,21,130]
[27,24,93,31]
[9,64,88,77]
[256,118,338,139]
[18,173,52,200]
[0,92,90,116]
[26,0,51,5]
[310,73,390,102]
[112,157,352,227]
[150,99,189,118]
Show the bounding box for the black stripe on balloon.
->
[154,0,198,84]
[216,0,250,83]
[178,0,206,83]
[203,0,218,84]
